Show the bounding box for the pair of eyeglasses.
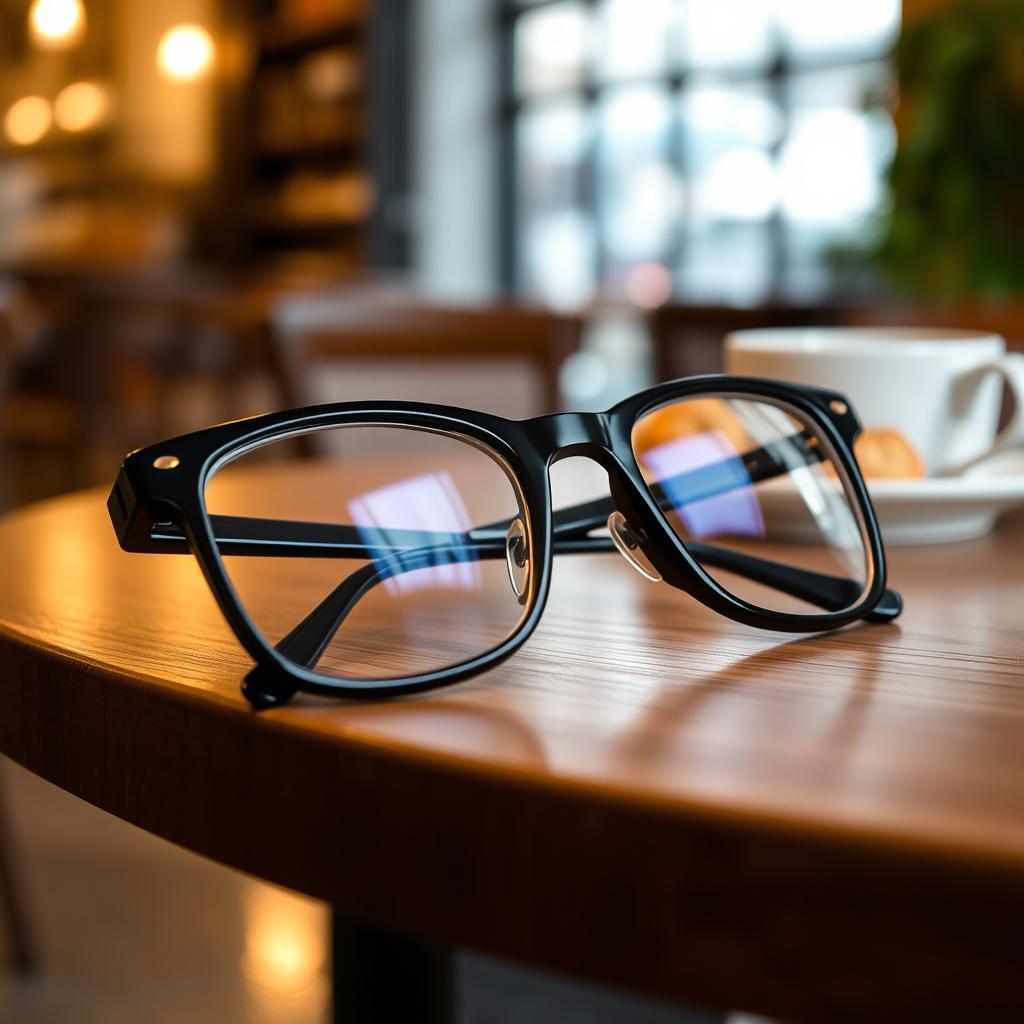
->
[109,376,902,708]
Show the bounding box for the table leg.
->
[331,913,454,1024]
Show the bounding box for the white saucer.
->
[758,449,1024,545]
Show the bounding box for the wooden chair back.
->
[271,289,583,416]
[647,303,848,381]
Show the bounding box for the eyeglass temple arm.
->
[151,496,900,623]
[137,431,900,668]
[143,428,900,607]
[266,534,902,672]
[148,429,820,558]
[256,430,900,668]
[184,505,901,616]
[192,498,899,672]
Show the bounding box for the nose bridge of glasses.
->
[528,411,613,464]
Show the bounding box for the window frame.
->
[497,0,899,302]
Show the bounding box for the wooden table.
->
[1,471,1023,1021]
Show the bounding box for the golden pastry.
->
[853,428,926,480]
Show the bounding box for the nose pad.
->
[505,517,531,604]
[607,511,662,582]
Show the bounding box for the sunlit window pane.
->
[596,0,677,82]
[515,1,592,96]
[681,0,774,71]
[780,63,896,295]
[683,83,782,226]
[776,0,900,61]
[678,82,778,303]
[679,223,773,304]
[518,100,596,307]
[780,64,895,228]
[780,111,877,226]
[508,0,900,301]
[597,87,679,287]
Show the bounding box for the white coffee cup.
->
[724,327,1024,477]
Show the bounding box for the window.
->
[500,0,900,308]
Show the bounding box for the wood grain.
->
[0,471,1023,1021]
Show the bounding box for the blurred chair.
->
[0,765,37,975]
[4,266,342,498]
[60,269,401,442]
[0,280,71,507]
[648,302,848,381]
[270,290,583,418]
[844,302,1024,349]
[65,267,300,444]
[0,285,41,973]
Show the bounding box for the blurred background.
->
[1,0,1023,1020]
[0,0,1021,510]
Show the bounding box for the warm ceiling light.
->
[29,0,85,49]
[5,96,52,146]
[156,24,215,81]
[55,81,112,132]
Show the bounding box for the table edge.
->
[1,619,1022,877]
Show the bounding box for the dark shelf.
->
[0,128,113,160]
[251,216,365,237]
[217,1,408,265]
[258,16,364,62]
[254,135,363,167]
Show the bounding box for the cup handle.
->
[943,352,1024,476]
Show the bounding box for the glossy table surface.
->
[1,467,1022,1021]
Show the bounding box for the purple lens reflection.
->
[637,429,765,540]
[206,425,532,681]
[348,471,480,595]
[631,395,870,615]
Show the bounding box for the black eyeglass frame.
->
[109,375,901,708]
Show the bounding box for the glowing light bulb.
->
[55,81,112,133]
[157,24,215,82]
[29,0,85,49]
[5,96,52,146]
